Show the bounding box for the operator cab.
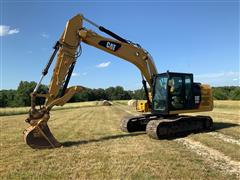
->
[152,72,201,115]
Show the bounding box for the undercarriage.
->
[120,114,213,139]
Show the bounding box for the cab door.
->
[168,73,194,110]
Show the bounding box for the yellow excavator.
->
[24,14,213,149]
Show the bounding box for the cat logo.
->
[106,42,116,51]
[98,41,121,52]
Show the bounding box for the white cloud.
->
[72,72,87,77]
[96,61,111,68]
[195,71,239,86]
[0,25,19,36]
[72,73,79,77]
[41,32,49,39]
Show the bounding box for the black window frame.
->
[152,74,169,114]
[151,72,195,115]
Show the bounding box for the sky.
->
[0,0,239,90]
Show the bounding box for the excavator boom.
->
[24,14,213,149]
[24,14,158,149]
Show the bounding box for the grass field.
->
[0,101,239,179]
[0,101,99,116]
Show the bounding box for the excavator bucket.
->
[23,122,61,149]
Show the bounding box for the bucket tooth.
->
[23,122,61,149]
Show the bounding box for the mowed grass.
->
[185,100,240,139]
[0,101,239,179]
[213,100,240,110]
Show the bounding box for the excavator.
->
[24,14,213,149]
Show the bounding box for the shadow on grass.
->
[163,121,239,140]
[62,132,145,147]
[213,121,239,131]
[62,122,239,147]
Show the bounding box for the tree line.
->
[0,81,146,107]
[0,81,239,107]
[212,86,240,100]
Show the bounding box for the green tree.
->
[92,88,107,100]
[105,87,115,100]
[0,90,8,107]
[230,88,240,100]
[131,89,146,100]
[212,87,228,100]
[105,86,131,100]
[15,81,48,107]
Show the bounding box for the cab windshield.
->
[152,76,168,111]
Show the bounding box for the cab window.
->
[153,76,168,111]
[169,77,184,109]
[185,75,193,107]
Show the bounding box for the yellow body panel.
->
[136,100,149,112]
[137,84,213,114]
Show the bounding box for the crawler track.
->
[146,116,213,139]
[120,115,158,132]
[120,115,213,139]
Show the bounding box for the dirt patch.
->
[176,138,240,177]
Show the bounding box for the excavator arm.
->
[24,14,157,149]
